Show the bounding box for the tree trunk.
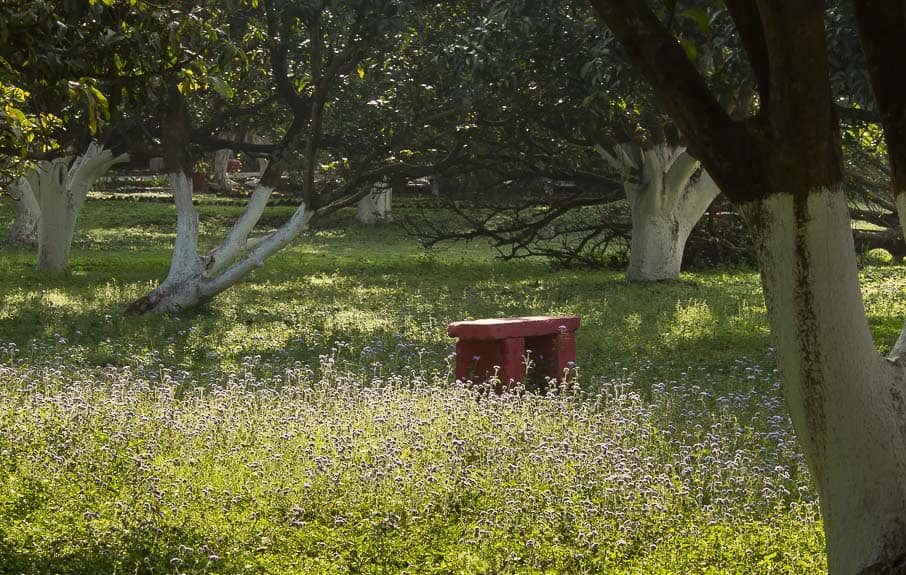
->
[34,160,76,272]
[587,1,906,572]
[127,172,207,313]
[211,148,235,192]
[7,179,39,247]
[742,186,906,575]
[355,181,393,224]
[627,212,687,280]
[251,133,269,175]
[129,85,318,314]
[26,142,128,272]
[600,143,720,281]
[127,173,312,314]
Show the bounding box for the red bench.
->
[448,315,580,390]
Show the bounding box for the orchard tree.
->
[9,143,128,269]
[589,1,906,572]
[0,0,144,269]
[590,2,753,280]
[1,0,258,269]
[410,0,739,280]
[128,0,455,313]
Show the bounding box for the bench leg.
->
[554,331,577,382]
[525,332,577,384]
[499,337,526,390]
[454,337,526,390]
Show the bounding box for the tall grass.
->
[0,348,823,574]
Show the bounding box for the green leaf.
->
[6,107,26,123]
[678,37,697,63]
[87,85,110,121]
[680,8,710,35]
[86,93,98,134]
[207,75,234,99]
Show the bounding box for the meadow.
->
[1,191,904,573]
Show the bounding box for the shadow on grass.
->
[0,524,227,575]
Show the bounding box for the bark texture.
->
[7,179,39,246]
[743,188,906,575]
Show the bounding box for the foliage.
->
[401,0,759,271]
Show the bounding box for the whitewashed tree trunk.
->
[599,143,720,281]
[742,187,906,575]
[251,133,269,175]
[128,171,312,313]
[7,178,40,246]
[24,142,128,272]
[889,194,906,360]
[355,181,393,224]
[211,148,235,192]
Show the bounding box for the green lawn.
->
[1,191,901,573]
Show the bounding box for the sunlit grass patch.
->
[666,298,717,343]
[80,227,176,251]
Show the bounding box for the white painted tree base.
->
[211,148,236,192]
[7,181,39,246]
[626,215,688,281]
[17,142,128,272]
[599,143,719,281]
[743,188,906,575]
[130,172,312,313]
[355,182,392,224]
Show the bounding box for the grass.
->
[0,189,903,573]
[0,195,774,383]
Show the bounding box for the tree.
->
[597,136,720,280]
[0,0,140,269]
[589,1,906,572]
[11,142,127,270]
[405,0,740,280]
[127,0,454,313]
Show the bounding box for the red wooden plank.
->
[447,315,580,340]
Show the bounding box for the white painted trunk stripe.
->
[742,188,906,574]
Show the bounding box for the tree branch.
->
[588,0,762,201]
[264,0,309,114]
[852,0,906,195]
[756,1,839,178]
[722,0,770,109]
[194,95,278,140]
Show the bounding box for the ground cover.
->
[0,192,903,573]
